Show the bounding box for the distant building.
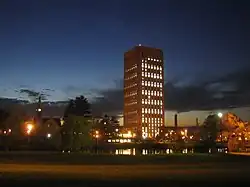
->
[123,45,164,139]
[94,115,120,142]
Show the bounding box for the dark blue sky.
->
[0,0,249,101]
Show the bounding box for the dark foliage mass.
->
[64,95,91,117]
[18,89,51,101]
[91,68,250,114]
[0,109,9,129]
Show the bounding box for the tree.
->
[4,105,28,135]
[0,106,28,150]
[0,109,9,129]
[200,114,220,153]
[61,95,93,151]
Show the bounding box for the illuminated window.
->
[154,100,156,105]
[157,100,160,105]
[142,72,144,76]
[154,91,156,96]
[151,65,153,69]
[160,83,162,87]
[160,92,162,96]
[156,74,159,79]
[160,100,163,105]
[145,72,147,77]
[142,99,144,104]
[157,83,159,87]
[142,63,144,67]
[148,72,150,77]
[151,100,153,105]
[145,90,147,95]
[157,59,159,62]
[154,109,157,114]
[145,63,147,68]
[142,90,144,95]
[154,74,156,79]
[154,82,156,87]
[159,66,162,70]
[151,82,153,87]
[142,108,144,113]
[148,91,151,96]
[154,59,156,62]
[151,58,153,61]
[145,108,147,113]
[145,100,147,104]
[145,81,147,86]
[142,59,144,62]
[157,66,159,70]
[151,73,153,77]
[151,90,154,95]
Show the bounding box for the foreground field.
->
[1,151,250,164]
[1,153,250,186]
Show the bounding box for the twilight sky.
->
[0,0,250,125]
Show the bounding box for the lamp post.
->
[26,123,34,144]
[95,130,99,154]
[218,112,223,143]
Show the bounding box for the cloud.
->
[18,89,51,101]
[91,68,250,114]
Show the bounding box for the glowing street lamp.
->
[47,133,51,139]
[94,130,100,154]
[26,124,33,135]
[217,112,223,142]
[217,112,223,118]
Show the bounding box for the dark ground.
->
[1,152,250,187]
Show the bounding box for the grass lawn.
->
[0,151,250,165]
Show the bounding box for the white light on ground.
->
[47,133,51,138]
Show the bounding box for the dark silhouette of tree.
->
[64,96,91,117]
[0,109,10,150]
[61,95,92,151]
[0,109,9,129]
[200,114,220,153]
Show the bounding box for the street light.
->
[217,112,223,142]
[47,133,51,139]
[94,130,99,154]
[217,112,223,118]
[26,124,33,135]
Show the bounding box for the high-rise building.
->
[123,45,164,139]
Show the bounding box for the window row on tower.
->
[142,81,163,88]
[142,72,162,79]
[142,117,163,123]
[142,99,163,106]
[125,64,137,73]
[142,63,162,71]
[142,90,163,97]
[142,58,162,63]
[142,108,163,114]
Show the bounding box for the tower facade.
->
[123,45,164,139]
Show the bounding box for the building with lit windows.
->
[123,45,164,139]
